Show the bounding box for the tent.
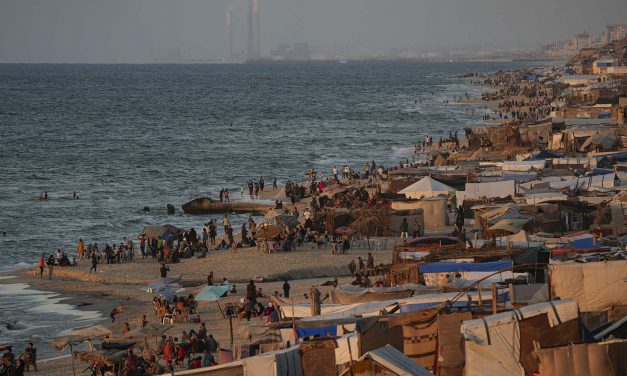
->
[461,299,580,376]
[242,345,303,376]
[488,218,531,234]
[141,225,181,241]
[196,284,231,302]
[399,176,456,199]
[579,135,618,152]
[256,223,283,240]
[537,340,627,376]
[548,260,627,312]
[340,344,433,376]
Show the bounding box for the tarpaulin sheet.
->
[518,313,581,376]
[330,284,440,304]
[335,332,358,365]
[461,299,579,376]
[457,180,515,205]
[437,312,472,376]
[538,340,627,376]
[548,260,627,312]
[296,326,337,338]
[420,261,512,273]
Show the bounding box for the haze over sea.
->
[0,61,537,269]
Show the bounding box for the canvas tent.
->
[456,180,516,205]
[461,299,580,376]
[399,176,456,199]
[537,340,627,376]
[141,224,181,241]
[548,260,627,312]
[340,345,433,376]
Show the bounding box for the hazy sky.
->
[0,0,625,62]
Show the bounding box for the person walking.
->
[413,219,421,238]
[89,251,98,274]
[38,253,45,278]
[46,255,55,280]
[282,280,290,298]
[222,215,231,235]
[400,218,409,238]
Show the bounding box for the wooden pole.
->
[492,283,497,314]
[229,314,234,349]
[69,344,76,376]
[478,287,483,306]
[509,283,515,305]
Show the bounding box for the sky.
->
[0,0,625,63]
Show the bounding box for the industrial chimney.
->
[226,10,233,60]
[252,0,260,57]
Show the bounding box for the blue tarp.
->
[295,326,336,338]
[419,261,512,273]
[196,285,230,302]
[570,237,596,249]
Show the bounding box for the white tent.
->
[461,299,579,376]
[340,344,433,376]
[399,176,456,199]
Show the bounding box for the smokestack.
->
[252,0,260,57]
[226,10,232,60]
[247,0,253,59]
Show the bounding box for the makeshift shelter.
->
[456,180,516,205]
[548,260,627,312]
[390,198,446,229]
[537,340,627,376]
[461,299,581,376]
[242,345,303,376]
[398,176,456,199]
[488,218,532,235]
[437,311,472,376]
[329,285,416,304]
[256,223,283,240]
[141,224,181,241]
[579,134,619,152]
[340,345,433,376]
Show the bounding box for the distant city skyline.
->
[0,0,626,63]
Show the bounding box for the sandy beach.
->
[2,241,395,375]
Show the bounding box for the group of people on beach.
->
[0,343,37,376]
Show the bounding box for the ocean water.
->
[0,277,102,358]
[0,61,542,357]
[0,61,538,268]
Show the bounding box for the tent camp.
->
[399,176,456,199]
[340,345,433,376]
[461,299,580,376]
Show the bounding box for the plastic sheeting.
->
[461,299,579,376]
[399,176,457,199]
[501,160,546,172]
[538,340,627,376]
[548,260,627,312]
[456,180,515,205]
[419,261,512,273]
[242,345,302,376]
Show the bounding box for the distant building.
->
[270,43,311,61]
[602,24,627,44]
[544,31,594,57]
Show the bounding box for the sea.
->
[0,61,541,357]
